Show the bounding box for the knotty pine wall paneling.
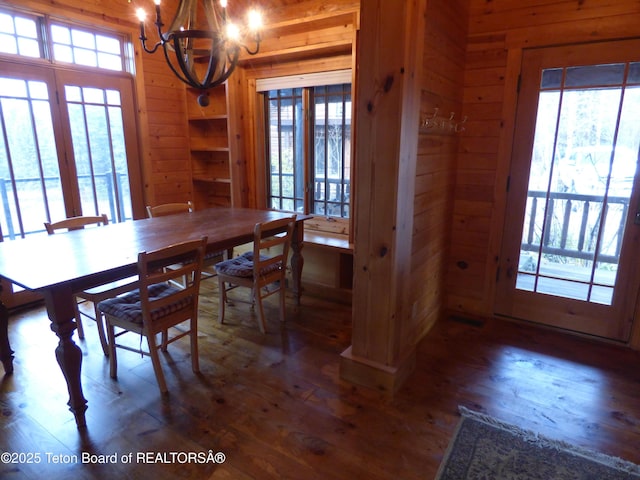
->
[448,0,640,347]
[410,0,468,345]
[142,55,193,208]
[133,0,192,209]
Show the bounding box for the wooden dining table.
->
[0,207,308,428]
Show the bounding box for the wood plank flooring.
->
[2,283,640,479]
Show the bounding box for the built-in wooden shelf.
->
[189,145,230,153]
[188,114,228,121]
[186,83,234,209]
[192,177,232,184]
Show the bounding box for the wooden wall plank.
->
[229,0,360,23]
[470,0,640,35]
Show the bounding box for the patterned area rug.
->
[436,407,640,479]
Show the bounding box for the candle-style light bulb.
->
[153,0,162,26]
[226,22,240,41]
[247,9,262,32]
[220,0,228,22]
[136,8,146,39]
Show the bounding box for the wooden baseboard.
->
[339,345,416,395]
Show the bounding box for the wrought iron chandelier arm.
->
[161,42,201,89]
[241,35,260,55]
[137,6,166,55]
[140,36,163,55]
[208,49,240,86]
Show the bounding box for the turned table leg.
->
[0,297,13,375]
[290,223,305,306]
[43,284,88,428]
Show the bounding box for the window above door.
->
[0,6,131,72]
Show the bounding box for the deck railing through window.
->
[313,176,350,217]
[271,171,350,216]
[0,171,131,240]
[521,190,629,266]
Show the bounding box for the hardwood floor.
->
[2,283,640,479]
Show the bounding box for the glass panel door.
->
[64,84,133,223]
[0,68,66,239]
[519,63,640,305]
[54,69,143,226]
[496,40,640,341]
[0,64,66,306]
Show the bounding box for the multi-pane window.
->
[0,11,41,58]
[265,83,351,218]
[312,84,351,217]
[51,24,125,71]
[267,88,304,212]
[517,61,640,305]
[0,9,126,72]
[0,75,135,240]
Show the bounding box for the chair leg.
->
[254,288,267,334]
[161,330,169,352]
[93,303,109,357]
[73,298,85,340]
[146,333,168,394]
[217,276,226,324]
[278,281,286,324]
[106,320,118,380]
[190,319,199,373]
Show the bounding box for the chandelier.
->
[136,0,262,106]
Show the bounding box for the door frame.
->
[495,39,640,341]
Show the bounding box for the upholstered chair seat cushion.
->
[98,283,192,324]
[214,251,281,278]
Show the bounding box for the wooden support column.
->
[340,0,426,393]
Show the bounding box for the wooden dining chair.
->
[214,215,296,334]
[146,201,193,218]
[146,201,226,282]
[97,237,207,394]
[44,214,138,356]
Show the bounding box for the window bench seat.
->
[301,230,353,304]
[234,229,354,303]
